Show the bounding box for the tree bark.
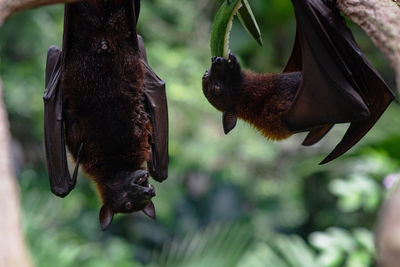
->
[337,0,400,92]
[335,2,400,265]
[0,0,79,25]
[0,80,33,267]
[376,181,400,267]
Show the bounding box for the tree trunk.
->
[0,0,79,25]
[334,2,400,265]
[337,0,400,93]
[376,181,400,267]
[0,80,33,267]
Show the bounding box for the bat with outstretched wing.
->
[202,0,394,164]
[43,0,168,230]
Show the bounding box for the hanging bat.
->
[202,0,394,164]
[43,0,169,230]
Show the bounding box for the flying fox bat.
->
[43,0,169,230]
[202,0,394,164]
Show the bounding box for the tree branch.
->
[338,2,400,265]
[0,0,79,25]
[376,179,400,267]
[0,80,32,267]
[337,0,400,93]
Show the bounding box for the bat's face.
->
[99,170,156,230]
[118,169,155,213]
[202,53,242,112]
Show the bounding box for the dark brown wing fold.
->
[311,0,394,164]
[302,124,333,146]
[134,0,140,23]
[284,0,394,163]
[138,37,169,182]
[283,0,369,131]
[43,46,75,197]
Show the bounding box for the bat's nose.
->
[144,185,156,199]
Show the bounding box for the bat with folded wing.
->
[43,0,168,230]
[202,0,394,164]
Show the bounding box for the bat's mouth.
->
[136,174,151,189]
[131,170,155,199]
[131,170,150,187]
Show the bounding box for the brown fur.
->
[61,0,151,203]
[236,71,301,140]
[202,54,302,140]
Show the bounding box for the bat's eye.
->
[212,84,222,96]
[125,202,133,210]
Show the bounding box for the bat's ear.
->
[142,201,156,219]
[99,204,114,231]
[223,111,237,134]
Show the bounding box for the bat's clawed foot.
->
[227,53,239,70]
[212,56,224,65]
[210,53,241,77]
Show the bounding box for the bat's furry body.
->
[235,71,301,140]
[62,1,151,201]
[202,55,301,140]
[43,0,169,230]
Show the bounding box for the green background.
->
[0,0,399,266]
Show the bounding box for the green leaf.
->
[237,0,263,46]
[210,0,242,58]
[210,0,262,58]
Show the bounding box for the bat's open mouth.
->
[134,171,155,199]
[130,169,152,189]
[136,174,151,188]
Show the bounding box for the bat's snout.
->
[144,185,156,199]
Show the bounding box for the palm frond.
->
[147,222,253,267]
[238,235,319,267]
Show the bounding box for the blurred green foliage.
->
[0,0,399,266]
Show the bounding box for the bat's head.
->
[99,169,156,231]
[202,53,242,134]
[202,53,242,111]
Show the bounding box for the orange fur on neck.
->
[235,71,300,140]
